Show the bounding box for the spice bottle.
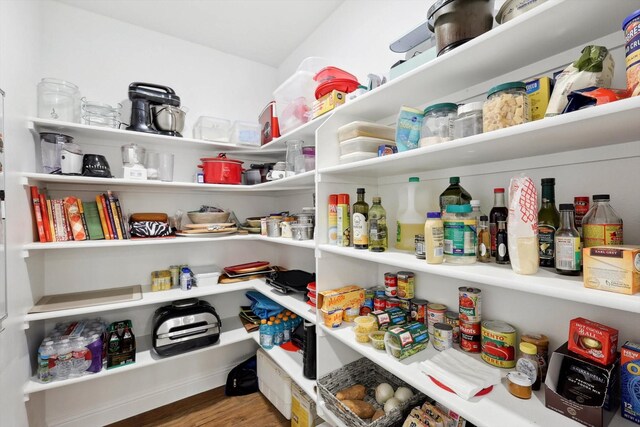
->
[555,204,581,275]
[424,212,444,264]
[516,342,541,391]
[328,194,338,245]
[368,197,387,252]
[490,188,508,258]
[574,196,589,239]
[439,176,472,213]
[337,194,350,247]
[352,188,369,250]
[582,194,623,247]
[496,220,509,264]
[477,215,491,263]
[538,178,559,267]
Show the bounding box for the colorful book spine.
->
[102,193,118,239]
[63,196,87,241]
[83,201,105,240]
[63,201,73,239]
[38,193,52,242]
[52,200,69,242]
[114,195,128,239]
[46,199,55,241]
[95,195,111,239]
[30,186,46,243]
[77,199,90,237]
[107,191,123,240]
[98,194,114,239]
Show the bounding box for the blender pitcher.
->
[285,139,304,176]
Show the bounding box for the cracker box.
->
[621,341,640,424]
[312,90,346,119]
[525,76,553,120]
[568,317,618,366]
[317,285,364,313]
[583,245,640,295]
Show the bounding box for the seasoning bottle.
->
[352,188,369,250]
[538,178,559,267]
[516,342,541,391]
[477,215,491,263]
[424,212,444,264]
[582,194,623,247]
[368,197,387,252]
[574,196,589,239]
[337,194,350,247]
[328,194,338,245]
[489,188,508,258]
[496,220,509,264]
[439,176,472,214]
[415,235,426,259]
[555,204,581,275]
[396,177,424,251]
[443,204,476,264]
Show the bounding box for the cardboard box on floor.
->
[291,382,322,427]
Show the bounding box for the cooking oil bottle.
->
[396,177,424,251]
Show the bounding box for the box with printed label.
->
[583,245,640,295]
[290,382,322,427]
[312,90,345,119]
[621,341,640,424]
[317,285,364,313]
[525,76,553,121]
[568,317,618,366]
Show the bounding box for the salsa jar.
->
[483,82,530,132]
[420,102,458,147]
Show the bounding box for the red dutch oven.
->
[198,154,244,184]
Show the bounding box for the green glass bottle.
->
[352,188,369,250]
[439,176,472,213]
[538,178,560,267]
[368,196,387,252]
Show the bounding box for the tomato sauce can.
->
[361,289,375,315]
[445,311,460,343]
[460,320,481,353]
[397,271,415,299]
[411,299,428,324]
[427,303,447,336]
[386,298,402,309]
[384,273,397,297]
[374,296,388,311]
[433,323,453,351]
[459,287,482,323]
[481,320,516,368]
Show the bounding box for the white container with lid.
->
[230,121,260,146]
[193,116,231,142]
[337,121,395,142]
[453,102,484,139]
[190,264,221,286]
[339,136,395,155]
[339,151,377,164]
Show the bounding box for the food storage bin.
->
[193,116,231,142]
[453,101,484,139]
[257,348,292,419]
[369,331,386,350]
[337,121,395,142]
[190,264,222,286]
[339,136,396,156]
[420,102,457,147]
[314,66,358,84]
[339,152,378,164]
[483,82,531,132]
[230,121,260,146]
[37,78,81,122]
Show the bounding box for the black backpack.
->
[225,355,258,396]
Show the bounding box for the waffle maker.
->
[126,82,181,136]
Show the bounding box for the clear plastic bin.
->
[339,136,395,156]
[190,264,221,286]
[230,121,260,146]
[193,116,231,142]
[337,121,395,142]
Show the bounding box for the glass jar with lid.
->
[420,102,458,147]
[453,101,484,139]
[37,78,81,123]
[483,82,530,132]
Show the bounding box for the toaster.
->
[152,298,222,357]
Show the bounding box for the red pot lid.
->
[315,78,359,100]
[200,157,244,165]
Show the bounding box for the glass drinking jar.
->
[420,102,458,147]
[453,101,484,139]
[483,82,530,132]
[285,139,304,175]
[37,78,81,123]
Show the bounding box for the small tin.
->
[433,323,454,351]
[361,289,375,315]
[384,273,398,297]
[415,235,426,259]
[460,320,481,353]
[386,298,402,309]
[374,296,388,311]
[411,299,428,324]
[427,303,447,335]
[459,286,482,323]
[373,287,386,298]
[399,299,412,313]
[397,271,415,299]
[445,311,460,343]
[481,320,517,368]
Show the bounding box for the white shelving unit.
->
[260,113,331,150]
[253,280,316,324]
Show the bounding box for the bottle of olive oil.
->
[352,188,369,250]
[368,196,387,252]
[538,178,560,267]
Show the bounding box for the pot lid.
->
[201,154,243,164]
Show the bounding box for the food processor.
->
[60,140,83,175]
[121,143,147,180]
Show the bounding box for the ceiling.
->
[57,0,344,68]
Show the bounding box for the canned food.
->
[373,287,386,298]
[374,296,388,311]
[386,298,402,309]
[384,273,397,297]
[399,299,412,313]
[481,320,517,368]
[433,323,453,351]
[397,271,415,299]
[427,303,447,335]
[460,320,481,353]
[362,289,375,313]
[411,299,428,324]
[445,311,460,343]
[459,287,482,323]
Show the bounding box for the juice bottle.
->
[396,177,424,251]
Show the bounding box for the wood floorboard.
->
[107,386,289,427]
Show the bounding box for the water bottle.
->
[56,338,73,380]
[259,319,273,350]
[180,267,192,291]
[37,340,55,382]
[70,336,90,377]
[274,320,283,346]
[291,313,300,330]
[282,317,291,343]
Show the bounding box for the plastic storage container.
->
[190,264,222,286]
[193,116,231,142]
[230,121,260,146]
[483,82,530,132]
[339,152,378,164]
[257,348,292,419]
[339,136,395,155]
[420,102,457,147]
[443,204,477,264]
[314,66,358,84]
[338,121,395,142]
[453,101,484,139]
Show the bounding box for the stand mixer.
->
[126,82,185,137]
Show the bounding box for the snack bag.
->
[507,175,539,275]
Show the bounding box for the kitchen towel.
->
[420,348,501,400]
[245,291,284,319]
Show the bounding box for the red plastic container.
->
[315,78,359,100]
[198,154,244,184]
[314,66,358,83]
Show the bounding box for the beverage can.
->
[384,273,397,297]
[397,271,415,299]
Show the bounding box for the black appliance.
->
[82,154,112,178]
[126,82,181,136]
[152,298,221,357]
[266,270,315,294]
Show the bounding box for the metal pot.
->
[152,105,186,134]
[198,154,244,185]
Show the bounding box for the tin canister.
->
[411,299,428,324]
[481,320,517,368]
[445,311,460,343]
[427,303,447,335]
[459,287,482,323]
[433,323,454,351]
[399,299,412,313]
[384,273,397,297]
[361,289,375,315]
[397,271,415,299]
[460,320,481,353]
[386,298,402,309]
[373,287,386,298]
[374,296,388,311]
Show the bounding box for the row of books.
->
[30,186,129,242]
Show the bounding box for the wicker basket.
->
[317,358,426,427]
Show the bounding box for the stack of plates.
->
[175,223,237,237]
[223,261,274,278]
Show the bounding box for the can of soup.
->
[481,320,517,368]
[445,311,460,343]
[397,271,415,299]
[384,273,397,297]
[411,299,428,324]
[459,287,482,323]
[386,298,402,309]
[374,296,388,311]
[433,323,453,351]
[427,303,447,336]
[399,299,412,313]
[460,320,481,353]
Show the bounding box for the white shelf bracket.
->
[19,176,30,187]
[316,173,322,183]
[315,248,322,259]
[23,392,30,402]
[21,250,30,259]
[23,320,30,330]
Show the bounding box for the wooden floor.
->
[107,387,289,427]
